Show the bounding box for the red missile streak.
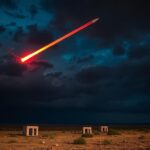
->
[21,18,99,63]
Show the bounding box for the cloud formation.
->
[0,0,150,123]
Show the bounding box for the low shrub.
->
[73,137,86,144]
[107,129,120,135]
[49,135,55,139]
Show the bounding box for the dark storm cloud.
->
[4,10,26,19]
[0,58,150,115]
[41,0,150,46]
[26,24,53,46]
[13,26,24,42]
[40,0,100,20]
[40,0,100,34]
[0,0,17,9]
[0,73,66,105]
[76,65,113,84]
[44,71,63,77]
[112,46,125,56]
[0,25,6,33]
[0,70,84,109]
[0,54,53,76]
[6,22,16,26]
[0,55,27,76]
[30,60,53,69]
[0,43,2,47]
[0,78,49,104]
[117,59,150,81]
[76,55,94,63]
[29,4,38,18]
[128,46,150,60]
[73,53,150,111]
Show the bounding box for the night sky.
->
[0,0,150,124]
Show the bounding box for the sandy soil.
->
[0,130,150,150]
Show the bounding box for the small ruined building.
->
[100,125,109,133]
[82,126,92,135]
[23,125,39,136]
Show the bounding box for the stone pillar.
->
[26,126,30,136]
[33,127,39,136]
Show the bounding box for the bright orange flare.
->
[21,18,99,62]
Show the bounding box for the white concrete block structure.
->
[82,127,92,134]
[100,126,109,133]
[23,126,39,136]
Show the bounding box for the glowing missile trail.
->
[21,18,99,62]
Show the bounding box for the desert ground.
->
[0,126,150,150]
